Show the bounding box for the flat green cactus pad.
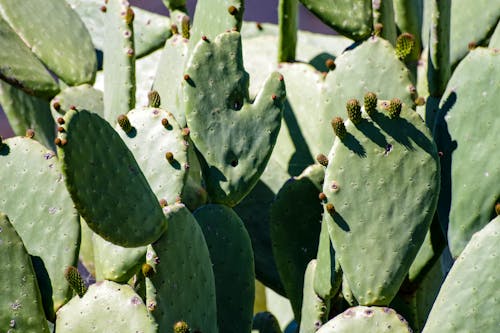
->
[55,280,157,333]
[0,137,80,319]
[323,103,440,305]
[317,306,412,332]
[0,213,50,333]
[434,48,500,258]
[0,81,56,150]
[422,217,500,333]
[184,31,285,206]
[299,260,329,333]
[0,17,59,99]
[270,164,324,320]
[57,109,167,247]
[147,204,218,333]
[194,204,255,333]
[115,107,188,205]
[0,0,96,86]
[50,84,103,119]
[299,0,373,41]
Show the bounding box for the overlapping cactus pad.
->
[322,101,440,305]
[184,31,286,206]
[57,109,167,247]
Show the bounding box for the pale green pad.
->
[116,107,188,205]
[0,0,96,85]
[0,17,59,98]
[0,137,80,319]
[55,280,157,333]
[0,213,49,333]
[270,164,323,320]
[58,110,167,247]
[184,31,286,206]
[253,312,283,333]
[299,0,373,40]
[194,204,255,333]
[92,232,145,283]
[300,260,329,333]
[50,84,103,119]
[323,104,440,305]
[78,218,95,276]
[422,217,500,333]
[317,306,412,332]
[434,48,500,258]
[103,0,135,123]
[147,203,218,333]
[0,81,55,150]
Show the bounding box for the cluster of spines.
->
[364,92,377,116]
[388,98,402,119]
[64,266,87,298]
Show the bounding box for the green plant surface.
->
[489,21,500,49]
[50,84,103,119]
[0,81,56,150]
[317,306,412,332]
[78,218,95,277]
[103,0,135,124]
[422,217,499,333]
[194,204,255,333]
[57,109,167,247]
[184,31,285,206]
[0,0,96,86]
[0,17,59,99]
[270,164,323,320]
[0,213,50,333]
[433,47,500,258]
[298,0,373,40]
[322,102,440,305]
[55,280,157,333]
[299,260,329,333]
[146,203,218,333]
[0,137,80,320]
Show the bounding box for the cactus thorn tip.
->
[159,198,168,207]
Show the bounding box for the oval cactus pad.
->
[57,110,167,247]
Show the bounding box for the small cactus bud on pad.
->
[148,90,161,108]
[364,92,377,116]
[64,266,87,297]
[25,129,35,138]
[228,5,238,16]
[165,151,175,163]
[316,154,329,166]
[395,33,415,60]
[326,203,335,215]
[173,321,190,333]
[117,114,133,133]
[142,263,154,278]
[325,58,336,70]
[346,99,362,124]
[496,202,500,216]
[388,98,402,119]
[181,15,190,39]
[319,192,327,201]
[331,117,347,139]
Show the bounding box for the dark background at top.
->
[0,0,335,137]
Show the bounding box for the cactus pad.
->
[184,31,285,206]
[57,109,167,247]
[50,85,104,119]
[299,260,329,333]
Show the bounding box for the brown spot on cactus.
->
[325,58,336,71]
[495,202,500,216]
[148,90,161,108]
[228,5,238,15]
[395,33,415,60]
[279,74,284,81]
[126,48,134,57]
[123,7,134,25]
[438,151,444,157]
[331,117,346,139]
[69,105,77,110]
[415,96,426,106]
[201,35,208,42]
[183,74,190,81]
[57,127,65,133]
[256,22,263,30]
[346,99,362,124]
[171,24,179,35]
[57,117,65,125]
[316,153,329,166]
[159,198,168,207]
[326,203,335,215]
[181,16,190,39]
[52,101,61,111]
[182,127,190,136]
[388,98,402,119]
[25,129,35,139]
[141,263,154,278]
[318,192,327,201]
[117,114,133,133]
[374,23,383,36]
[54,138,62,146]
[165,151,174,163]
[173,321,190,333]
[271,94,277,100]
[100,5,106,12]
[364,92,377,116]
[468,41,477,50]
[161,118,169,129]
[60,138,68,146]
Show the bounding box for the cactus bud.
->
[325,58,336,71]
[182,127,190,136]
[142,263,154,278]
[159,198,168,207]
[100,5,107,12]
[181,16,190,39]
[346,99,362,124]
[165,152,174,163]
[495,202,500,216]
[54,138,62,146]
[57,117,65,125]
[415,96,426,106]
[374,23,383,36]
[171,24,179,35]
[173,321,190,333]
[318,192,327,201]
[183,74,190,81]
[123,7,134,25]
[395,33,415,60]
[64,266,87,297]
[364,92,378,116]
[52,101,61,111]
[256,22,263,30]
[161,118,169,129]
[25,129,35,139]
[117,114,132,133]
[316,154,329,166]
[326,203,335,215]
[148,90,161,108]
[388,98,402,119]
[331,117,346,139]
[228,5,238,15]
